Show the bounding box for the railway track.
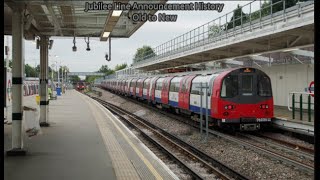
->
[236,133,314,160]
[87,94,248,180]
[94,89,314,175]
[257,133,315,154]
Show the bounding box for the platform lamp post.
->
[49,55,59,86]
[51,63,55,82]
[61,66,64,88]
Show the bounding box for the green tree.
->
[272,0,309,13]
[133,45,155,63]
[25,64,38,77]
[85,75,100,84]
[227,4,248,30]
[35,65,40,74]
[250,1,271,22]
[69,76,81,84]
[58,66,70,77]
[114,63,128,71]
[97,65,114,75]
[208,24,224,38]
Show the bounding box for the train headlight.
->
[224,105,235,110]
[260,104,269,109]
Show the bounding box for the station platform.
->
[4,90,178,180]
[273,106,314,136]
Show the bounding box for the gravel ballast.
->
[91,89,314,180]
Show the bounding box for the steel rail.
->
[96,88,315,174]
[88,94,248,180]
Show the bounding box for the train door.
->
[178,76,188,109]
[122,80,126,94]
[161,76,174,105]
[132,79,138,97]
[179,75,196,110]
[150,77,159,103]
[143,78,150,100]
[146,79,151,100]
[139,78,146,98]
[129,79,135,96]
[136,79,141,97]
[185,76,196,109]
[126,79,130,95]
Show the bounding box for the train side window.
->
[175,82,180,92]
[242,75,253,96]
[258,75,272,97]
[156,81,162,90]
[191,83,200,95]
[170,82,175,92]
[170,82,180,92]
[221,75,238,98]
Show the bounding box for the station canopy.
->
[4,0,166,41]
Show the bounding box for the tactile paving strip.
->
[81,94,178,180]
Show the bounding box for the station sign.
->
[309,81,314,97]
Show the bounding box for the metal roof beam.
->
[289,35,302,47]
[224,59,244,66]
[253,61,262,68]
[250,55,273,62]
[290,55,304,64]
[290,49,314,58]
[42,5,63,36]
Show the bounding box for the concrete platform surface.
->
[4,90,178,180]
[273,106,314,136]
[274,106,314,125]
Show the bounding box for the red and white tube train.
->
[100,67,274,131]
[23,78,40,96]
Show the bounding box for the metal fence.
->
[288,92,314,122]
[133,0,314,67]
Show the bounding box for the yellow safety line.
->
[80,93,163,180]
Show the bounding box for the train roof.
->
[103,67,248,81]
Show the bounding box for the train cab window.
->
[241,75,253,96]
[258,75,272,97]
[221,75,238,98]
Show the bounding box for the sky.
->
[4,1,260,73]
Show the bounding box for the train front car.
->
[212,67,273,131]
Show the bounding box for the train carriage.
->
[101,67,273,131]
[154,77,165,104]
[136,78,143,98]
[137,78,146,99]
[168,76,182,108]
[129,78,138,97]
[149,76,160,103]
[161,76,175,106]
[142,78,151,100]
[178,75,197,111]
[188,74,217,115]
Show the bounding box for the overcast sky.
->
[4,1,259,73]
